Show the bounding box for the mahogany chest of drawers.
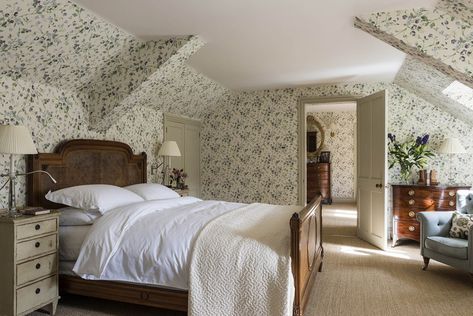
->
[307,162,332,204]
[392,184,470,246]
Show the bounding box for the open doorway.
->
[305,101,357,205]
[298,93,388,250]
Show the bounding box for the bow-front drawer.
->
[17,234,57,261]
[17,218,57,241]
[16,275,58,315]
[16,253,57,286]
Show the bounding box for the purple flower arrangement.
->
[388,133,435,182]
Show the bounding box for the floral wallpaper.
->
[201,83,388,205]
[0,0,228,208]
[307,111,357,201]
[94,36,230,132]
[0,75,165,208]
[354,0,473,89]
[394,56,473,125]
[201,82,473,207]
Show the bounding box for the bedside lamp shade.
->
[438,138,466,154]
[158,141,181,157]
[0,125,37,155]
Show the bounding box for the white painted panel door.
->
[164,115,202,198]
[185,124,201,197]
[357,90,387,250]
[165,121,185,172]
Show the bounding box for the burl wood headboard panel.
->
[27,139,147,209]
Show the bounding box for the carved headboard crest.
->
[27,139,147,209]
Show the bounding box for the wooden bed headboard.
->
[27,139,147,209]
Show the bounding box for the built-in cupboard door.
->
[356,90,388,250]
[164,114,202,197]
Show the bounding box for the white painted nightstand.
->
[0,212,60,316]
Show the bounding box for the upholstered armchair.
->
[416,191,473,276]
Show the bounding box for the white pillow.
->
[59,207,102,226]
[125,183,180,200]
[46,184,144,214]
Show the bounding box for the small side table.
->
[172,188,190,197]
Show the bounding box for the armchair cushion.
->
[425,236,468,260]
[449,212,473,239]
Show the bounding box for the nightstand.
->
[173,188,190,197]
[0,212,60,316]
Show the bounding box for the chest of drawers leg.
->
[0,213,60,316]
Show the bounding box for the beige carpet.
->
[305,203,473,316]
[31,203,472,316]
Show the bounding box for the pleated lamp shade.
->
[158,141,181,157]
[0,125,38,155]
[438,137,466,154]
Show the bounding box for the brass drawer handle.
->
[449,191,455,197]
[408,190,415,196]
[408,199,415,205]
[35,263,41,270]
[408,226,416,232]
[35,288,41,295]
[35,224,41,231]
[35,242,40,248]
[449,201,455,206]
[408,211,415,218]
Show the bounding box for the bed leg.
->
[293,305,301,316]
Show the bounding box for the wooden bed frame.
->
[27,139,323,316]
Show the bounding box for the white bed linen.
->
[59,226,91,261]
[73,197,243,290]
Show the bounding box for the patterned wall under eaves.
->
[201,83,473,205]
[355,0,473,89]
[0,75,164,208]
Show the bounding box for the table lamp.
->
[438,137,466,184]
[0,125,57,217]
[157,141,181,185]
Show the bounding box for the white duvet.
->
[73,197,243,289]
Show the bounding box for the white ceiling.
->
[74,0,437,91]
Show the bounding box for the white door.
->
[357,90,387,250]
[185,124,201,197]
[164,114,202,197]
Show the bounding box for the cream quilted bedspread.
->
[189,203,297,316]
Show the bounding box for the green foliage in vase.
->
[387,133,435,182]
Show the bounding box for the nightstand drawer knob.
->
[35,242,40,248]
[449,201,455,206]
[449,191,455,197]
[408,190,415,196]
[408,226,416,232]
[408,199,415,205]
[35,263,41,269]
[35,288,41,295]
[408,211,415,218]
[35,224,41,231]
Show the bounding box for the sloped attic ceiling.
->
[355,0,473,89]
[1,0,228,132]
[0,0,187,91]
[355,0,473,125]
[395,56,473,125]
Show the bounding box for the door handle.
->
[375,184,383,188]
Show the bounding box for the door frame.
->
[297,96,360,205]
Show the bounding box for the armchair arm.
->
[416,212,454,255]
[469,225,473,272]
